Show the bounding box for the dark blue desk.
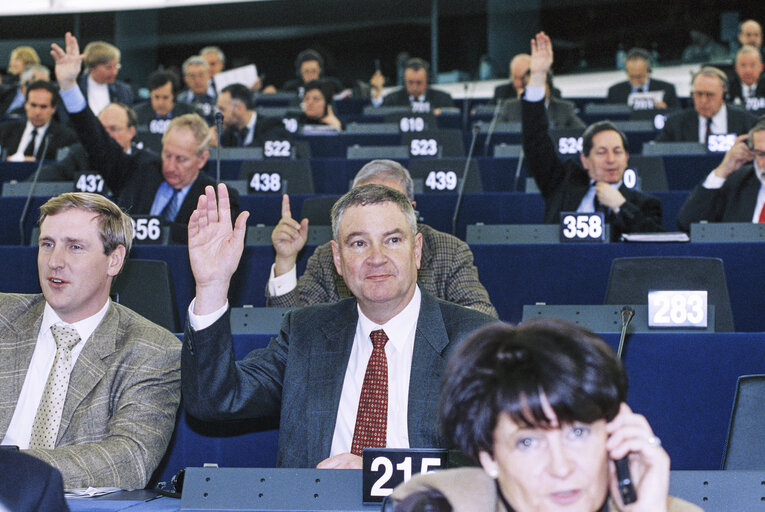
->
[2,239,763,332]
[146,331,765,487]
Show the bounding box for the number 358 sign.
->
[362,448,447,504]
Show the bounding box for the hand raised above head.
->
[50,32,84,91]
[271,194,309,276]
[528,31,554,87]
[188,184,249,314]
[713,134,754,179]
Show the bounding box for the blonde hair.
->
[10,46,40,68]
[83,41,120,69]
[39,192,133,256]
[162,113,212,155]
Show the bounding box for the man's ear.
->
[330,240,343,276]
[413,232,423,270]
[107,245,127,277]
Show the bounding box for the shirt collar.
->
[357,285,421,355]
[41,298,111,347]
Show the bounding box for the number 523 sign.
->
[362,448,447,504]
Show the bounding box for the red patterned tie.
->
[759,204,765,223]
[350,329,389,456]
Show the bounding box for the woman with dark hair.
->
[390,319,700,512]
[299,79,342,131]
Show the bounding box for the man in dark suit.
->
[77,40,133,114]
[498,70,584,129]
[37,103,155,182]
[371,58,454,115]
[0,81,79,161]
[606,48,679,110]
[492,53,562,104]
[182,183,494,469]
[177,56,216,123]
[0,192,181,490]
[52,32,238,243]
[266,159,497,317]
[677,120,765,232]
[133,70,199,147]
[216,83,288,147]
[656,66,758,143]
[523,32,663,241]
[729,45,765,111]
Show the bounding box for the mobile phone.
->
[615,457,637,504]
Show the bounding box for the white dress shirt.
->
[187,286,422,457]
[1,300,111,448]
[8,121,50,162]
[87,75,111,116]
[697,105,728,144]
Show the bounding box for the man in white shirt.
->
[729,45,765,109]
[678,120,765,231]
[0,192,181,490]
[77,40,134,113]
[0,80,79,162]
[182,184,493,469]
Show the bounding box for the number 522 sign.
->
[362,448,447,504]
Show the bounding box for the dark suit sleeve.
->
[67,106,138,194]
[655,112,681,142]
[662,83,680,109]
[606,83,623,103]
[521,98,567,199]
[676,183,727,232]
[182,308,286,421]
[612,189,664,234]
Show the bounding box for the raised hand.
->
[50,32,84,91]
[528,31,553,88]
[713,134,754,179]
[321,104,343,130]
[188,184,249,315]
[271,194,309,277]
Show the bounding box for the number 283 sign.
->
[648,290,708,328]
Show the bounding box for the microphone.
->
[616,305,634,361]
[214,112,223,183]
[482,100,503,157]
[19,133,50,246]
[451,124,480,236]
[461,82,470,133]
[614,304,637,506]
[512,147,525,192]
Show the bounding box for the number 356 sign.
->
[362,448,447,504]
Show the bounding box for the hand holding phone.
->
[606,403,670,510]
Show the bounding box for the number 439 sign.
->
[362,448,447,504]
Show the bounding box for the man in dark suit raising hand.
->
[182,184,493,469]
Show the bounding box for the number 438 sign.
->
[362,448,447,504]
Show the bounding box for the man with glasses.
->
[78,40,133,114]
[678,120,765,231]
[656,66,756,143]
[177,56,216,124]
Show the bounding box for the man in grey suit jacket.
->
[183,184,494,469]
[0,192,181,490]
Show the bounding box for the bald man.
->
[492,53,561,103]
[738,20,762,51]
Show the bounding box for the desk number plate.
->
[362,448,447,504]
[648,290,708,328]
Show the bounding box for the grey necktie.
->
[28,324,81,450]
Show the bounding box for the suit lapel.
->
[57,304,119,443]
[407,292,448,446]
[309,300,358,458]
[0,300,44,438]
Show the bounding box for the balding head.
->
[510,54,531,95]
[739,20,763,49]
[735,45,764,87]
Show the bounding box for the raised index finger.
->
[281,194,293,220]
